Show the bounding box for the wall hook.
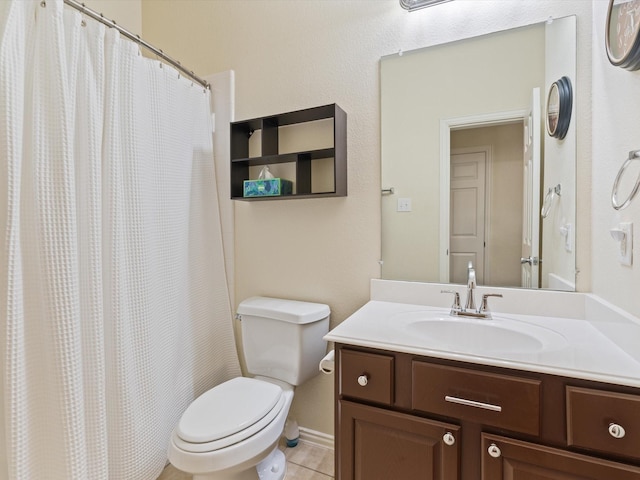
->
[541,184,561,218]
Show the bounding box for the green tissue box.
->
[243,178,293,197]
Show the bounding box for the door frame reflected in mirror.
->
[439,109,529,284]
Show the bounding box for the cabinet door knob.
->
[609,423,626,439]
[442,432,456,446]
[357,374,369,387]
[488,443,502,458]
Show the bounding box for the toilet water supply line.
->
[280,347,335,447]
[279,349,335,448]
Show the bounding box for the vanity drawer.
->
[339,349,394,405]
[412,362,541,436]
[567,386,640,460]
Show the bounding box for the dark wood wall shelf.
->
[230,104,347,200]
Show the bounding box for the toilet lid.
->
[176,377,283,444]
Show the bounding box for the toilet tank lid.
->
[237,296,330,324]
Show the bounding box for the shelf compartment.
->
[231,148,335,167]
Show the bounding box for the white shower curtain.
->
[0,1,241,478]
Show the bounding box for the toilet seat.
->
[173,377,285,454]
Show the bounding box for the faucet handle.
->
[479,293,503,316]
[441,289,461,312]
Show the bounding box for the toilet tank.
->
[237,297,330,386]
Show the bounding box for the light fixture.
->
[399,0,452,11]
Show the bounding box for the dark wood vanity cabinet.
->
[335,345,640,480]
[339,401,460,479]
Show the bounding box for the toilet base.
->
[256,448,286,480]
[192,447,286,480]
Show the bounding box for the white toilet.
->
[168,296,330,480]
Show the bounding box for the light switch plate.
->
[397,198,412,212]
[560,223,573,252]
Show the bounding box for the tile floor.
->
[157,439,334,479]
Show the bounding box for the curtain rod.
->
[61,0,209,89]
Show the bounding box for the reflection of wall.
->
[451,123,524,287]
[541,16,577,290]
[381,24,545,283]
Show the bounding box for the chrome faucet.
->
[441,262,503,319]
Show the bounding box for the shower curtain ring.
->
[40,0,46,7]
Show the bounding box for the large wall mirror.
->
[381,15,576,291]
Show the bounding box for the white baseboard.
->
[297,426,334,450]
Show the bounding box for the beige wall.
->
[83,0,141,33]
[138,0,593,437]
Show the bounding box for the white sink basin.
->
[393,311,567,355]
[324,298,640,388]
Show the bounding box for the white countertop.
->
[325,289,640,388]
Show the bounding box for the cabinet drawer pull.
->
[357,374,369,387]
[608,423,626,439]
[442,432,456,446]
[445,395,502,412]
[488,443,502,458]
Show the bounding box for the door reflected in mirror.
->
[449,122,524,287]
[380,16,576,291]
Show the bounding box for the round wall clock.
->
[546,76,572,140]
[606,0,640,70]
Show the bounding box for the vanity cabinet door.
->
[481,433,640,480]
[567,386,640,460]
[339,400,460,480]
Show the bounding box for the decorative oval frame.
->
[546,76,572,140]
